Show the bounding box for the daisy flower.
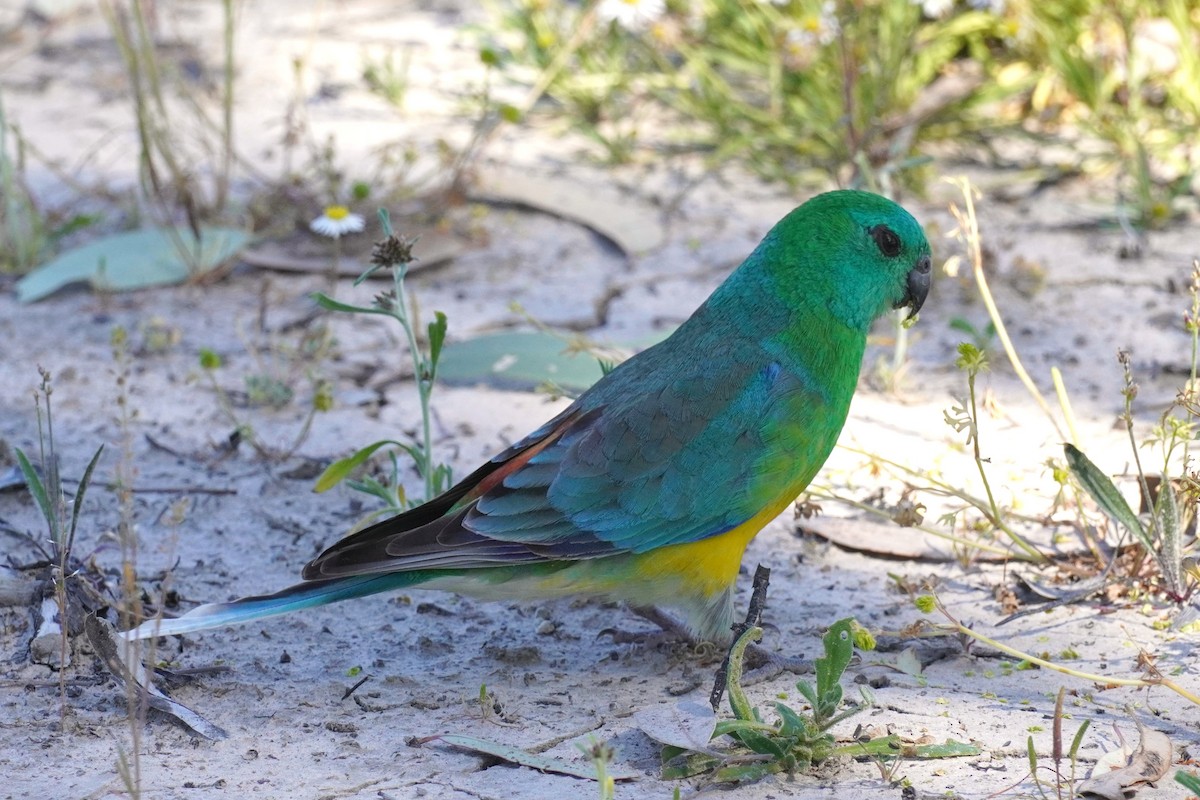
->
[310,205,365,239]
[596,0,666,32]
[788,1,840,51]
[916,0,954,19]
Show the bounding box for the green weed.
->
[14,369,104,715]
[660,618,976,786]
[1021,688,1091,800]
[314,212,453,515]
[0,90,47,273]
[489,0,1016,188]
[196,321,334,462]
[1026,0,1200,227]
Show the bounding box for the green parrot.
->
[124,190,931,645]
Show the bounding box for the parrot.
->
[124,189,931,646]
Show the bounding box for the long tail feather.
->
[122,573,427,640]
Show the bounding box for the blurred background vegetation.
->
[484,0,1199,225]
[2,0,1199,277]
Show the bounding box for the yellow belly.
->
[627,492,797,598]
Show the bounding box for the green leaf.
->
[904,739,981,758]
[1156,481,1183,595]
[730,728,785,758]
[427,311,448,379]
[774,703,809,738]
[712,719,776,738]
[660,747,721,780]
[948,318,977,335]
[16,227,250,303]
[832,735,980,759]
[1176,769,1200,793]
[437,332,663,392]
[725,625,762,721]
[313,440,406,493]
[833,735,903,758]
[815,619,854,704]
[310,292,390,317]
[1068,719,1091,761]
[1064,444,1153,551]
[198,348,222,370]
[15,449,56,540]
[795,679,819,710]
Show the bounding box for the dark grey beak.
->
[897,253,931,318]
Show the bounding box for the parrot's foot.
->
[613,605,811,682]
[601,605,722,660]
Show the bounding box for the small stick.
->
[342,675,370,701]
[709,565,771,711]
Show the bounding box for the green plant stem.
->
[966,370,1047,563]
[808,486,1016,560]
[391,261,436,502]
[836,445,1052,529]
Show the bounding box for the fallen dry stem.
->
[925,593,1200,706]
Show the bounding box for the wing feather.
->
[303,351,818,580]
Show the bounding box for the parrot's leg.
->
[599,605,718,655]
[619,605,811,683]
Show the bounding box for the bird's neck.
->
[700,264,869,407]
[773,300,868,407]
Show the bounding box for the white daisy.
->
[917,0,955,18]
[310,205,366,239]
[596,0,667,32]
[789,1,840,49]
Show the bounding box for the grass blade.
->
[67,445,105,556]
[15,448,58,541]
[313,440,405,493]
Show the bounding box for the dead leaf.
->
[633,701,719,754]
[799,516,1088,562]
[1078,721,1172,799]
[85,615,228,741]
[473,165,666,256]
[892,647,925,679]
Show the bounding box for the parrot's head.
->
[764,190,932,333]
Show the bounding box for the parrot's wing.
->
[304,358,814,580]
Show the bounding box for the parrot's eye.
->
[869,225,902,258]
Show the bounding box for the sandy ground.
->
[2,2,1199,799]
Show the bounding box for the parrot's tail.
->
[121,573,426,641]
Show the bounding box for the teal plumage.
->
[125,190,931,645]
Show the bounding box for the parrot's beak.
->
[898,253,931,318]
